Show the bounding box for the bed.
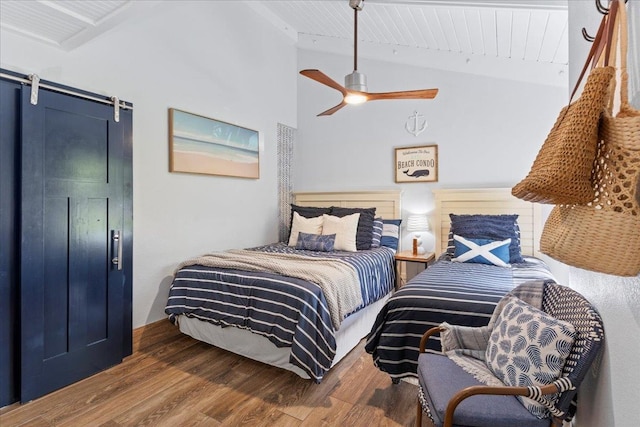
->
[365,188,556,381]
[165,190,402,382]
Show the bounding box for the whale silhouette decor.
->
[403,169,430,177]
[394,144,438,183]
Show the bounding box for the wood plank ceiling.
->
[0,0,570,86]
[260,0,568,64]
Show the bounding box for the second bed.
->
[365,188,556,381]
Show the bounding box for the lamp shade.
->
[407,214,429,232]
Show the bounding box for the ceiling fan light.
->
[344,92,368,104]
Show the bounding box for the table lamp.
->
[407,214,429,256]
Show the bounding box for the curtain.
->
[277,123,296,242]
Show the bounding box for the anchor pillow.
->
[452,235,511,267]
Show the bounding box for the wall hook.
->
[595,0,610,15]
[582,0,628,42]
[582,27,596,42]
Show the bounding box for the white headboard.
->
[293,190,402,219]
[432,188,542,257]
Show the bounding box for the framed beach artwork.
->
[394,144,438,183]
[169,108,260,179]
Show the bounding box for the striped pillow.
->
[370,217,384,248]
[380,219,402,251]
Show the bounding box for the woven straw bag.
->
[541,0,640,277]
[512,10,617,205]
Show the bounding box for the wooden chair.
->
[416,281,605,427]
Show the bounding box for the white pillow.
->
[288,212,323,247]
[321,213,360,252]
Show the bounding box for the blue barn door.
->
[20,86,128,401]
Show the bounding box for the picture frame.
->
[394,144,438,183]
[169,108,260,179]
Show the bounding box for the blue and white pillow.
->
[295,232,336,252]
[452,235,511,267]
[370,217,384,248]
[380,219,402,251]
[447,214,524,263]
[486,296,576,419]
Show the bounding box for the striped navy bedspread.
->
[165,243,395,382]
[364,255,555,380]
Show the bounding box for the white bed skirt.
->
[176,292,390,379]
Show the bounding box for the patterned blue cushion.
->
[452,235,511,267]
[295,232,336,252]
[380,219,402,251]
[447,214,524,263]
[370,217,383,248]
[486,296,576,418]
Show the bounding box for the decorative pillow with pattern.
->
[370,217,384,248]
[486,295,576,418]
[452,235,511,267]
[288,212,324,247]
[380,219,402,251]
[447,214,524,263]
[322,213,360,252]
[295,232,336,252]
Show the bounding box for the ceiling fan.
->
[300,0,439,116]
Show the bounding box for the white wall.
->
[566,3,640,427]
[295,49,567,252]
[0,1,297,328]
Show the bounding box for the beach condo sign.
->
[395,144,438,183]
[169,108,259,179]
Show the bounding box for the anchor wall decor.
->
[405,111,427,137]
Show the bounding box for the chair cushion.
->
[417,353,549,427]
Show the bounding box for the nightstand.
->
[394,251,435,289]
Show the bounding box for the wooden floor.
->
[0,319,419,427]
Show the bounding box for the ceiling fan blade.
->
[367,88,439,101]
[318,101,348,116]
[300,69,348,96]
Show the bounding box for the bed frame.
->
[177,190,402,380]
[432,188,542,257]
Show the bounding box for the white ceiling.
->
[0,0,570,86]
